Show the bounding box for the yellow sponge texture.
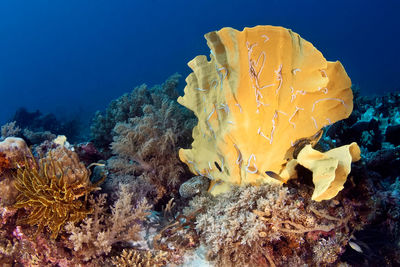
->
[296,142,361,201]
[178,25,353,194]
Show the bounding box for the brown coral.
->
[99,74,195,206]
[65,184,151,261]
[108,98,194,204]
[40,146,92,185]
[91,73,192,151]
[0,137,31,166]
[13,147,101,239]
[111,249,168,267]
[0,138,33,206]
[186,184,357,266]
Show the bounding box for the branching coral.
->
[111,249,168,267]
[91,82,152,151]
[11,227,83,267]
[13,146,101,238]
[153,208,200,254]
[65,184,152,261]
[104,75,196,204]
[108,99,191,203]
[185,184,357,266]
[0,207,20,265]
[0,121,21,139]
[10,107,81,143]
[91,73,194,151]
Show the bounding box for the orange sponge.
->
[295,142,361,201]
[178,26,354,195]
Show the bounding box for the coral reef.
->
[0,137,32,206]
[0,121,21,139]
[99,74,196,205]
[65,184,151,261]
[111,249,168,267]
[9,107,82,143]
[22,129,56,145]
[324,90,400,151]
[91,73,194,151]
[74,142,104,166]
[317,90,400,265]
[0,205,105,267]
[184,184,358,266]
[108,99,191,204]
[178,25,355,196]
[0,184,151,266]
[152,204,200,265]
[0,206,18,266]
[0,91,397,266]
[0,137,31,163]
[0,26,398,267]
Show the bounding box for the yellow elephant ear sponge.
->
[296,142,361,201]
[178,25,353,194]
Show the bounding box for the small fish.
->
[265,171,286,182]
[349,241,363,253]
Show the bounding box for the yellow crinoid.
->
[13,146,102,238]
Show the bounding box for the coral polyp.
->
[13,147,101,239]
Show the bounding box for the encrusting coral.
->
[0,137,31,164]
[178,25,358,197]
[13,146,102,239]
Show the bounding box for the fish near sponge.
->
[178,25,357,197]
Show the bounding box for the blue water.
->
[0,0,399,125]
